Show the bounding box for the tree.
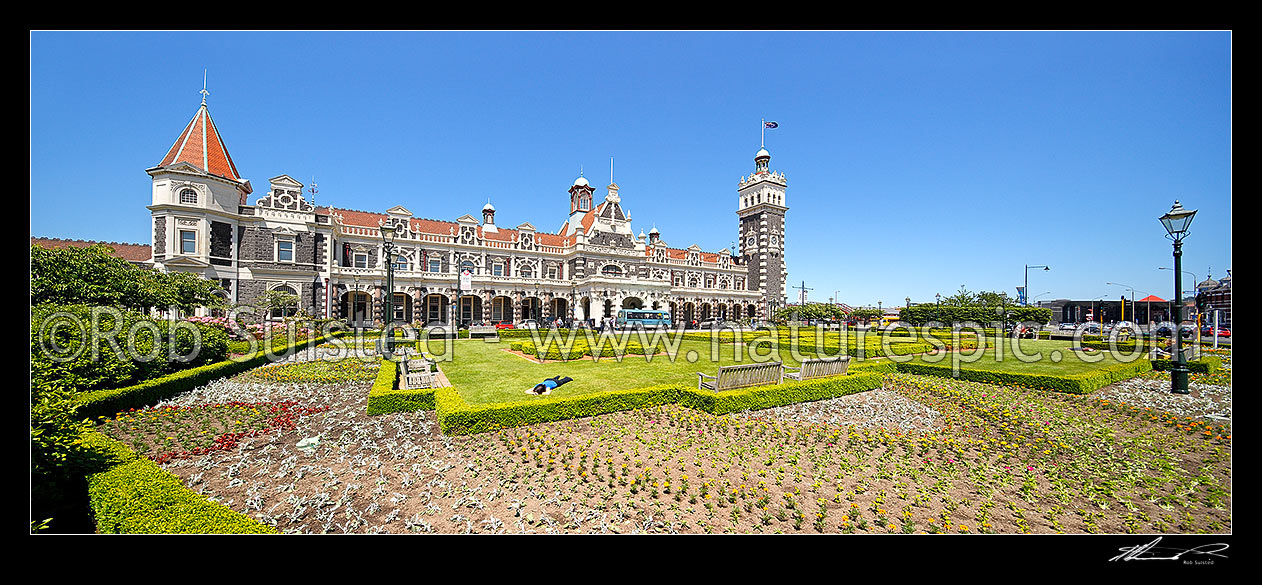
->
[940,286,978,307]
[975,290,1014,307]
[30,244,225,313]
[849,308,883,322]
[772,303,845,324]
[258,289,300,320]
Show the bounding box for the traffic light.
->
[1195,292,1209,312]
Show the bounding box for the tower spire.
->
[200,69,209,105]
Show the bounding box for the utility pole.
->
[794,280,813,306]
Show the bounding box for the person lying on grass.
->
[530,376,573,395]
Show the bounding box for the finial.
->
[308,177,318,205]
[200,69,209,105]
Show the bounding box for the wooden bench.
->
[697,362,783,392]
[784,356,850,381]
[397,350,435,390]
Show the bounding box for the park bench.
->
[696,362,784,392]
[468,325,499,339]
[397,349,435,390]
[783,355,851,381]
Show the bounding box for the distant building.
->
[1039,297,1172,325]
[31,237,152,267]
[1197,270,1232,328]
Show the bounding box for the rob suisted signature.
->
[1110,537,1229,562]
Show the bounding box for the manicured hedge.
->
[893,359,1153,394]
[81,430,275,534]
[391,369,884,435]
[1151,355,1223,374]
[512,338,646,360]
[365,359,438,415]
[89,457,276,534]
[74,334,339,420]
[434,384,682,435]
[677,373,885,415]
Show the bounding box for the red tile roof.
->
[330,207,571,246]
[31,237,151,263]
[158,104,244,184]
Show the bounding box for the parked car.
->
[1058,323,1077,331]
[1156,324,1197,338]
[1080,323,1102,333]
[519,319,539,329]
[493,321,515,330]
[1201,327,1230,338]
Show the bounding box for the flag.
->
[764,121,779,128]
[1016,287,1026,304]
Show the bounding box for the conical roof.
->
[157,103,244,184]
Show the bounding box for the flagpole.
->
[761,117,765,148]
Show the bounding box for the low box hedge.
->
[1151,355,1223,374]
[81,430,275,534]
[893,359,1153,394]
[365,359,438,415]
[74,334,339,420]
[387,366,884,435]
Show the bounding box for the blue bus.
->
[616,309,672,329]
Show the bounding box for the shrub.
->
[31,304,228,395]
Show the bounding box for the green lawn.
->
[416,336,833,405]
[895,339,1143,376]
[408,335,1140,405]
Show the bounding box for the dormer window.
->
[180,188,197,205]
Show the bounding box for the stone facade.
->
[147,101,788,325]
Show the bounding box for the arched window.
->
[392,254,408,272]
[601,264,624,277]
[269,285,299,319]
[179,188,197,205]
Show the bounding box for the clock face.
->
[770,235,779,247]
[746,235,756,248]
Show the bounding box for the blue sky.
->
[30,31,1231,308]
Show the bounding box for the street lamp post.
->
[1024,264,1049,306]
[1159,267,1201,340]
[1160,200,1197,395]
[935,293,941,326]
[379,221,402,356]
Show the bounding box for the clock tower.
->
[737,147,788,318]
